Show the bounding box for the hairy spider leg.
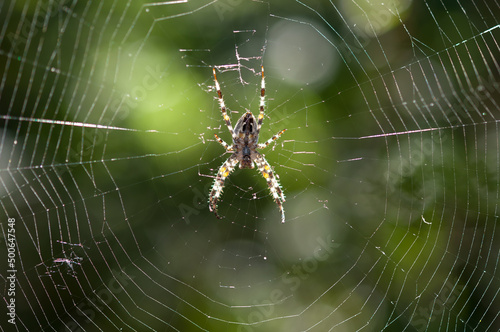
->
[255,67,286,150]
[254,153,286,223]
[213,68,236,139]
[214,133,233,151]
[209,155,239,218]
[257,129,287,149]
[256,66,266,133]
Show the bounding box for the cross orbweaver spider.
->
[209,66,287,223]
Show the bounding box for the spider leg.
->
[209,155,239,219]
[213,68,236,139]
[257,129,286,149]
[257,66,265,133]
[254,152,286,223]
[214,134,233,151]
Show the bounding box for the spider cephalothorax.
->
[208,67,286,223]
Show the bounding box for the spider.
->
[208,66,286,223]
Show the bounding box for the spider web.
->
[0,0,499,331]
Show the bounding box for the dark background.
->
[0,0,499,331]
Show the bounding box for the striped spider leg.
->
[209,155,239,219]
[209,66,287,222]
[254,152,286,223]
